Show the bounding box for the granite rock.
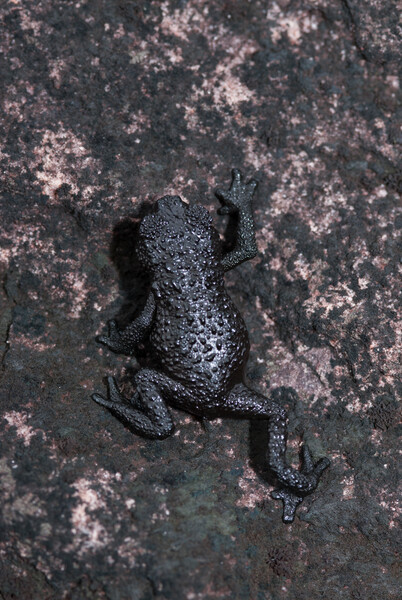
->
[0,1,400,599]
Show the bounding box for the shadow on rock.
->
[107,200,155,369]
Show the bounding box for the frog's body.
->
[150,278,249,413]
[93,170,329,522]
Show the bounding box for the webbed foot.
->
[272,445,330,523]
[271,488,303,524]
[96,320,125,354]
[91,370,174,439]
[215,168,257,215]
[92,376,132,409]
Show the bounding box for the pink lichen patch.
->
[159,2,209,42]
[5,492,46,522]
[298,347,335,382]
[122,110,151,136]
[113,23,126,39]
[3,89,28,121]
[72,469,123,508]
[0,222,46,270]
[14,2,50,37]
[236,464,272,509]
[96,467,122,485]
[164,46,184,65]
[157,2,259,120]
[159,172,195,204]
[377,491,400,529]
[186,582,233,600]
[303,283,358,322]
[93,282,120,314]
[33,127,100,203]
[182,103,205,135]
[242,137,267,171]
[63,271,89,319]
[267,3,320,46]
[48,58,68,90]
[11,334,56,353]
[4,411,38,446]
[266,342,332,405]
[345,396,369,415]
[117,536,145,569]
[210,39,258,108]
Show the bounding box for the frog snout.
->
[156,195,186,217]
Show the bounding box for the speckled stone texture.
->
[0,1,400,599]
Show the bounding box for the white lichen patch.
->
[341,474,355,499]
[267,3,319,46]
[187,582,232,599]
[70,507,110,554]
[151,501,170,523]
[125,498,136,510]
[69,477,113,555]
[73,478,107,511]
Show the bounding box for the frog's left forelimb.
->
[216,168,258,271]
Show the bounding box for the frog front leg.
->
[215,169,258,271]
[217,383,330,523]
[96,291,155,356]
[92,368,194,440]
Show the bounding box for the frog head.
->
[136,196,220,274]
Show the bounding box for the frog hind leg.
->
[92,368,178,440]
[219,383,330,523]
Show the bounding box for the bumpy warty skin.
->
[93,171,330,523]
[141,200,249,413]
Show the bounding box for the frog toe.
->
[92,392,114,409]
[271,488,303,524]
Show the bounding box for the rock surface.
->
[0,1,400,599]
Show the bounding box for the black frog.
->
[92,169,329,522]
